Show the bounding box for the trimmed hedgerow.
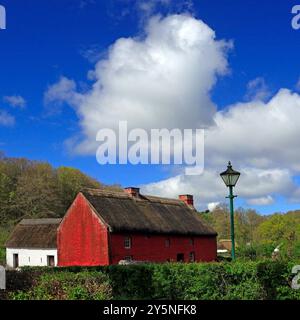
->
[3,260,300,300]
[8,271,112,300]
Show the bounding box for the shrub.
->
[9,271,112,300]
[5,260,300,300]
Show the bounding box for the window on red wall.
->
[165,238,170,247]
[189,238,194,246]
[124,236,132,249]
[189,251,195,262]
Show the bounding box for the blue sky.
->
[1,0,300,214]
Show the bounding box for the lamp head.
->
[220,161,240,187]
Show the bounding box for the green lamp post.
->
[220,161,240,261]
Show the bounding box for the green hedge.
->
[8,271,112,300]
[3,260,300,300]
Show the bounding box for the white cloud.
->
[80,44,103,64]
[141,167,296,210]
[206,89,300,171]
[44,13,300,210]
[246,196,274,206]
[244,77,271,101]
[3,95,26,108]
[142,88,300,209]
[44,77,83,114]
[0,110,15,126]
[207,202,220,211]
[138,0,171,16]
[45,14,231,154]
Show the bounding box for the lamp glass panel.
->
[231,173,240,186]
[221,174,230,186]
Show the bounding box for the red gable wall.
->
[110,234,217,264]
[57,193,110,266]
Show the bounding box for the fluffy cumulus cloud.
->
[45,14,231,153]
[44,13,300,210]
[246,196,274,206]
[141,167,297,209]
[143,89,300,209]
[206,89,300,171]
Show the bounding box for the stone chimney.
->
[124,187,140,197]
[179,194,194,207]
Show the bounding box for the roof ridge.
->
[20,218,62,225]
[82,188,186,205]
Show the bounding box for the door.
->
[13,254,19,268]
[47,255,55,267]
[177,253,184,262]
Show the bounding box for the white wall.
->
[6,248,58,268]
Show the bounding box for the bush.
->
[106,264,153,299]
[236,243,275,260]
[9,271,112,300]
[4,260,300,300]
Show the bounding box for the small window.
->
[13,254,19,268]
[189,238,194,246]
[47,255,55,267]
[165,239,170,247]
[124,236,131,249]
[124,256,133,262]
[189,252,195,262]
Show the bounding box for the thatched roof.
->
[82,188,217,236]
[5,219,61,249]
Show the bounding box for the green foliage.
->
[9,271,112,300]
[106,264,154,299]
[0,156,104,224]
[256,214,300,245]
[5,261,300,300]
[201,205,300,261]
[57,167,101,211]
[0,225,11,265]
[201,205,266,246]
[254,214,300,259]
[236,243,275,261]
[0,248,5,265]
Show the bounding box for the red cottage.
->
[57,188,217,266]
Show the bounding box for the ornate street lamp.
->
[220,161,240,260]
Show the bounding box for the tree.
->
[235,208,266,245]
[11,162,64,220]
[57,166,101,211]
[255,214,300,258]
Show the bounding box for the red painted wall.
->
[110,233,217,264]
[57,193,110,266]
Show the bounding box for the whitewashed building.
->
[5,219,61,268]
